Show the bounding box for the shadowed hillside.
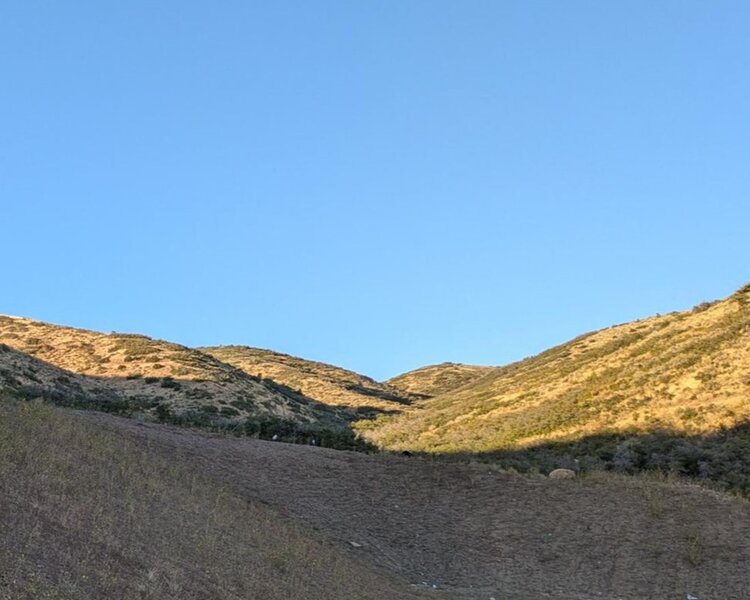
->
[0,397,424,600]
[415,420,750,497]
[202,345,413,413]
[79,408,750,600]
[363,283,750,456]
[387,362,495,398]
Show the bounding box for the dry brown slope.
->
[83,410,750,600]
[0,398,425,600]
[364,283,750,453]
[387,362,495,398]
[202,345,413,413]
[0,316,345,427]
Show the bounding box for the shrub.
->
[160,378,180,390]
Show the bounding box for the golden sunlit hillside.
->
[363,284,750,470]
[387,362,495,399]
[0,316,352,438]
[201,345,412,413]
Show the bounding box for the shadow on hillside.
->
[344,382,415,405]
[421,424,750,496]
[0,344,404,451]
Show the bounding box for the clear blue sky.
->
[2,1,748,380]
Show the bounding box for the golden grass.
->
[0,317,345,426]
[364,284,750,454]
[201,345,412,411]
[386,362,494,398]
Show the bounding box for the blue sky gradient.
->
[2,1,748,379]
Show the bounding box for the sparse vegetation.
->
[202,345,415,410]
[0,396,415,599]
[365,284,750,465]
[4,282,750,498]
[0,317,356,440]
[684,532,705,566]
[387,362,492,398]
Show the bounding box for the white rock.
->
[549,468,576,479]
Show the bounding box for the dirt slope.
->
[366,283,750,453]
[387,362,495,398]
[0,399,424,600]
[82,411,750,600]
[202,345,412,413]
[0,316,345,427]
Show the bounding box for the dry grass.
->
[202,345,413,412]
[67,411,750,600]
[386,362,494,398]
[0,397,422,600]
[365,283,750,454]
[0,317,347,428]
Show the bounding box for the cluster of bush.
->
[155,404,375,451]
[11,382,158,416]
[461,425,750,496]
[4,367,374,453]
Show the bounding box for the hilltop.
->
[201,345,412,413]
[363,283,750,478]
[387,362,495,398]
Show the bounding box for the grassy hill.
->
[6,282,750,492]
[0,317,357,443]
[387,362,495,398]
[362,283,750,488]
[202,345,412,413]
[5,287,750,597]
[0,396,423,600]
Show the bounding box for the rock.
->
[349,541,362,548]
[549,468,576,480]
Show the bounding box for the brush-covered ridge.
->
[386,362,495,399]
[363,283,750,454]
[201,345,413,413]
[0,316,346,429]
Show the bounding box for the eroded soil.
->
[82,412,750,600]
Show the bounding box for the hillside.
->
[202,345,412,413]
[79,408,750,599]
[387,362,495,398]
[363,284,750,462]
[0,316,349,433]
[5,287,750,598]
[0,397,424,600]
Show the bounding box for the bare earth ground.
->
[81,411,750,600]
